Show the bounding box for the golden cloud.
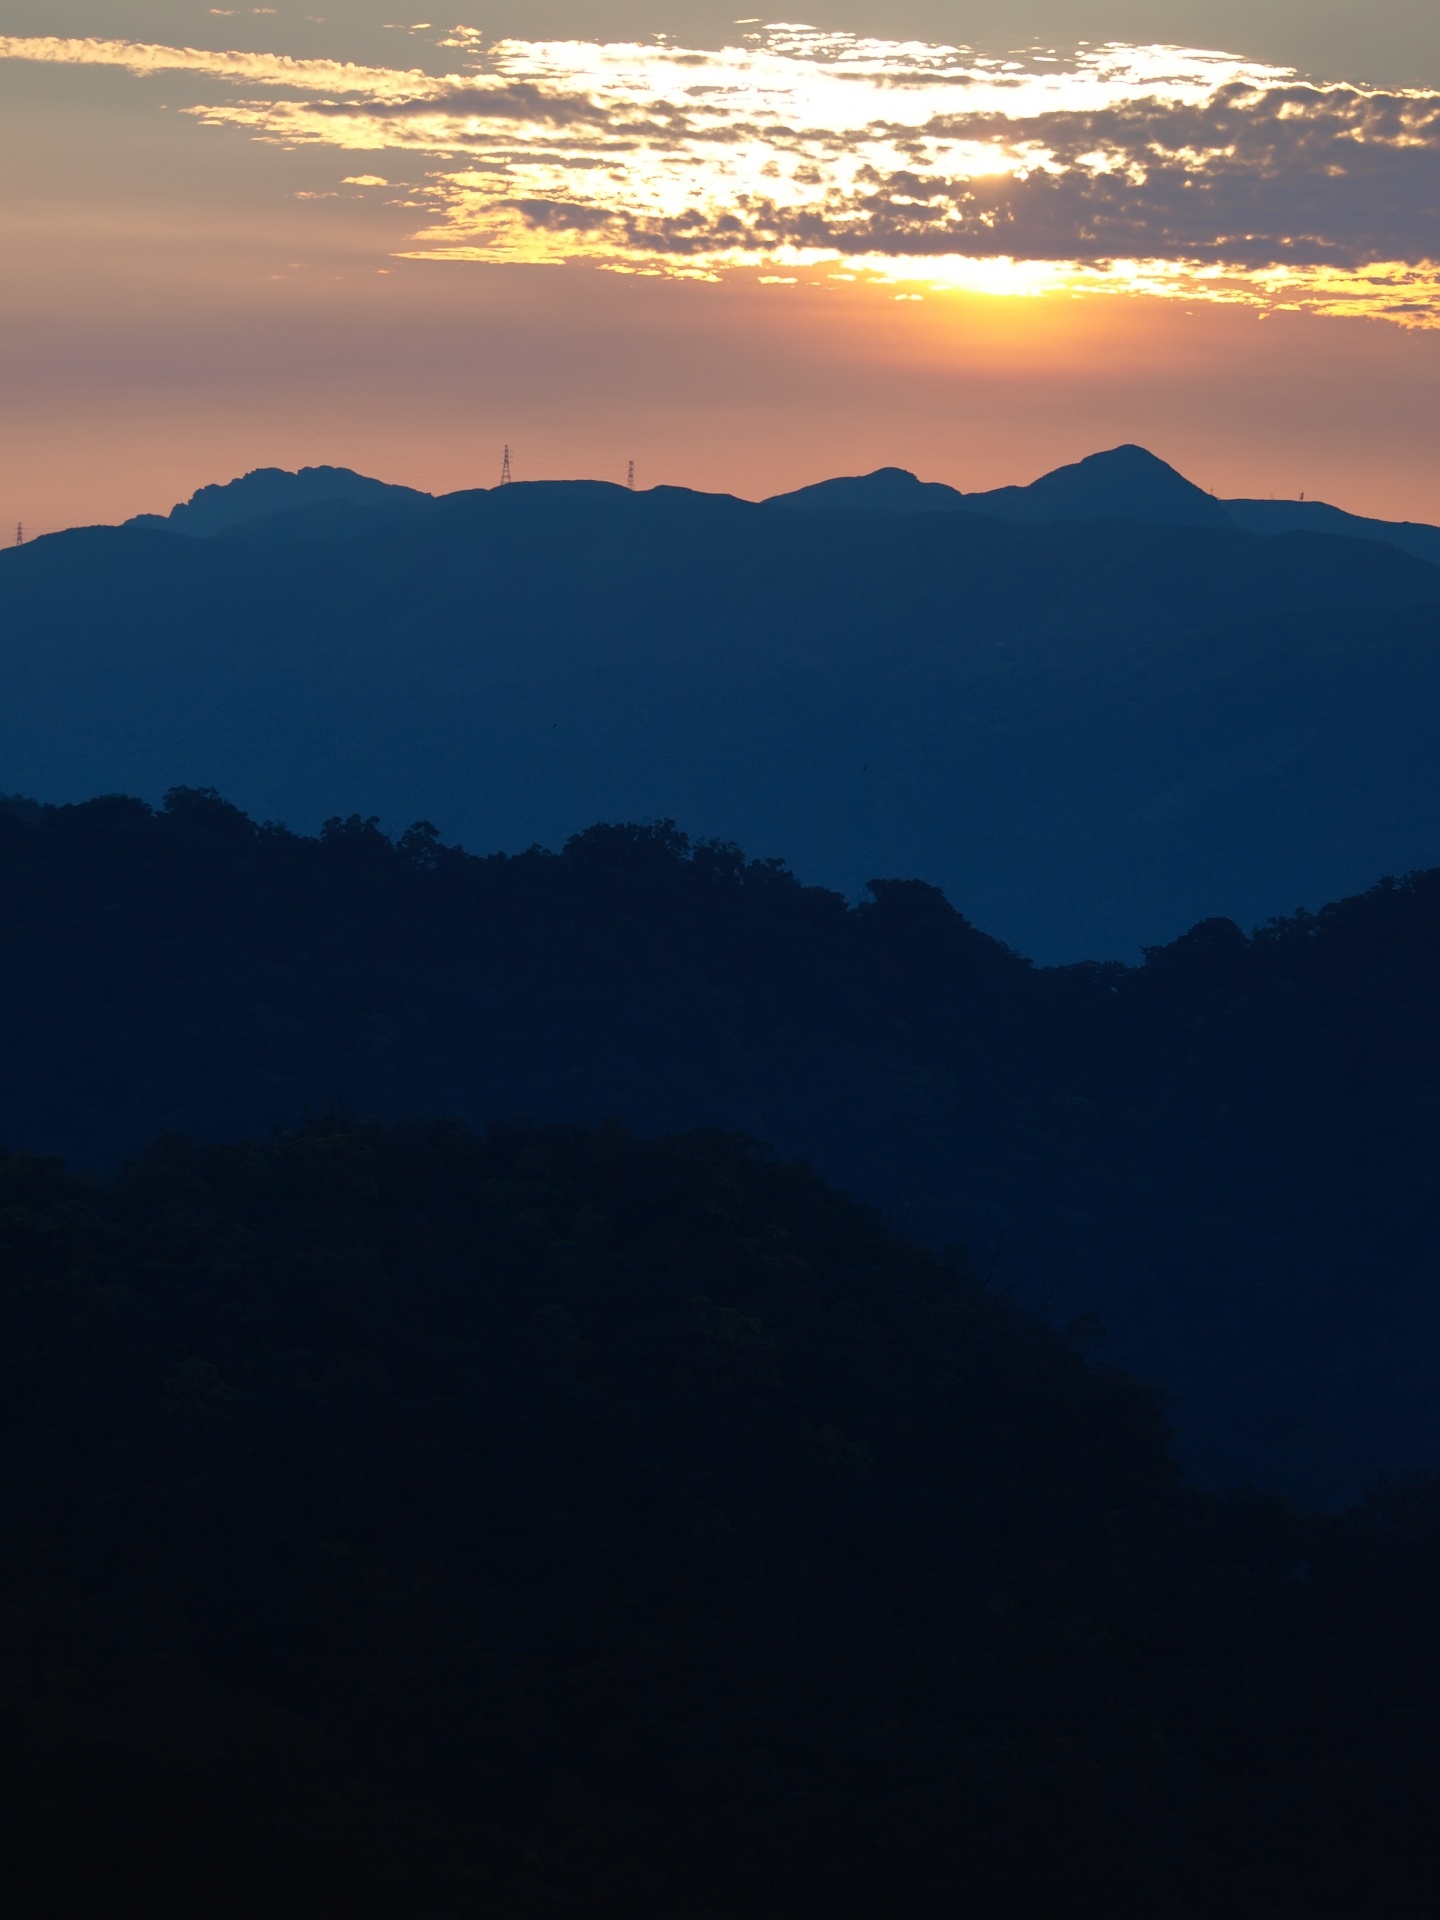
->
[0,33,427,97]
[4,26,1439,323]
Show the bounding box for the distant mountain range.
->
[128,442,1440,566]
[1,443,1437,959]
[768,444,1440,564]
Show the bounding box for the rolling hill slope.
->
[6,787,1440,1504]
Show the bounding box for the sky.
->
[3,0,1439,533]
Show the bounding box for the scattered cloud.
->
[0,33,428,97]
[3,25,1438,322]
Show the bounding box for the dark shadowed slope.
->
[5,787,1440,1504]
[5,480,1440,960]
[5,1115,1440,1919]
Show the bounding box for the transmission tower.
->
[14,522,22,547]
[500,445,513,487]
[627,459,635,491]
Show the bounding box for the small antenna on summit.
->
[627,459,635,491]
[14,522,23,546]
[500,445,512,487]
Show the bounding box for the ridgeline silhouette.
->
[4,786,1440,1504]
[2,445,1439,959]
[125,463,430,536]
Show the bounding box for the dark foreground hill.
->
[6,461,1440,958]
[5,787,1440,1504]
[5,1115,1440,1919]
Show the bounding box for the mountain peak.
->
[764,467,968,513]
[765,445,1234,529]
[126,464,431,538]
[968,444,1234,528]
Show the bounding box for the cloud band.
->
[5,25,1438,321]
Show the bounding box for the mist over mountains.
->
[8,444,1440,1914]
[8,438,1440,1495]
[5,444,1440,960]
[6,783,1440,1506]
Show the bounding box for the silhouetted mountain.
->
[201,492,438,547]
[767,445,1440,565]
[125,463,430,536]
[5,785,1440,1505]
[766,465,969,513]
[964,442,1235,527]
[1227,495,1440,566]
[5,1111,1440,1918]
[766,444,1228,526]
[5,476,1440,960]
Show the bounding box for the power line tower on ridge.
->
[499,445,512,487]
[627,459,635,490]
[14,522,22,546]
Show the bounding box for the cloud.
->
[0,33,428,98]
[4,25,1439,322]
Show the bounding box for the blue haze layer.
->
[4,443,1440,962]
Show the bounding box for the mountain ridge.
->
[764,442,1440,560]
[100,444,1440,565]
[960,442,1233,528]
[6,783,1440,1503]
[6,484,1440,961]
[125,462,431,537]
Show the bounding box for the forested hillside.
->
[4,787,1440,1502]
[4,1117,1440,1919]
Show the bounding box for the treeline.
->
[4,788,1440,1500]
[4,1116,1440,1918]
